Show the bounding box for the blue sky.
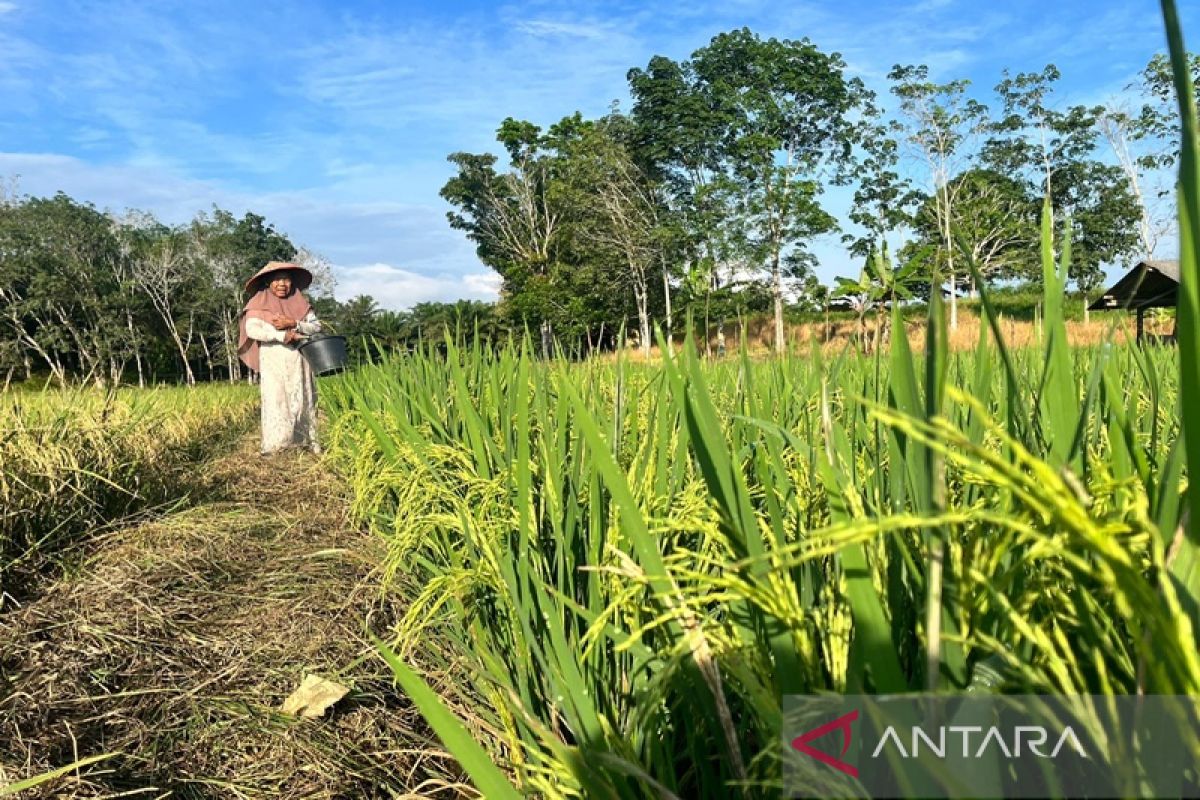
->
[1,0,1195,308]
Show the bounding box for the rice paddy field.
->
[319,250,1197,795]
[0,385,257,603]
[310,25,1200,792]
[4,6,1200,796]
[5,291,1196,797]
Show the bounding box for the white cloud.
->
[335,263,501,309]
[515,19,610,39]
[464,272,504,296]
[0,2,17,14]
[920,48,971,78]
[288,12,642,153]
[71,126,112,148]
[0,152,230,221]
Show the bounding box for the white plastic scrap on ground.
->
[280,674,349,718]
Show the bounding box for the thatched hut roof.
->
[1088,260,1180,311]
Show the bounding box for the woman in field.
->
[237,261,323,455]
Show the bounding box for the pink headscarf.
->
[237,263,313,373]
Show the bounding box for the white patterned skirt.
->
[257,342,319,454]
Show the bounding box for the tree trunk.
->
[703,245,715,359]
[225,308,241,383]
[145,287,196,385]
[13,326,64,386]
[200,335,215,382]
[662,260,673,354]
[127,310,145,388]
[164,318,196,386]
[175,330,196,385]
[53,306,102,382]
[704,293,712,359]
[772,253,785,355]
[636,285,651,360]
[948,271,958,331]
[939,183,959,331]
[540,321,553,360]
[183,313,197,386]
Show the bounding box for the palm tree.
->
[340,295,381,333]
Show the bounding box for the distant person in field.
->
[237,261,323,456]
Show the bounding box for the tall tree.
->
[693,29,864,353]
[563,116,671,357]
[442,119,569,357]
[889,64,989,330]
[629,53,732,344]
[111,213,155,386]
[0,195,127,385]
[123,220,200,385]
[1098,51,1200,257]
[631,30,865,354]
[908,169,1039,285]
[188,209,245,382]
[981,65,1141,316]
[845,95,920,259]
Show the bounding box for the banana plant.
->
[833,243,926,351]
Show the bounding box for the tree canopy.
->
[4,35,1185,380]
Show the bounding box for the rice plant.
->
[0,384,257,601]
[321,3,1200,794]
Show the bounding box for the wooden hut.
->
[1087,259,1179,341]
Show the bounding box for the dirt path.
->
[0,433,463,798]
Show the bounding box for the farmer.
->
[237,261,323,455]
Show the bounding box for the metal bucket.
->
[296,334,348,375]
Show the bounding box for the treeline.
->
[0,190,521,385]
[442,29,1200,355]
[5,32,1197,382]
[331,296,507,360]
[0,194,313,386]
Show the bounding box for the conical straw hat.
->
[243,261,313,294]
